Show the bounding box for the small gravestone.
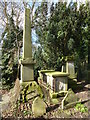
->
[66,60,76,79]
[62,89,79,109]
[32,97,46,117]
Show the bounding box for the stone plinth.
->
[20,58,35,82]
[21,64,34,82]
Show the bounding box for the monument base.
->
[20,81,43,102]
[20,58,35,83]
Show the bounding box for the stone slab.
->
[62,89,79,109]
[45,72,69,77]
[50,91,67,98]
[32,97,46,117]
[38,70,55,74]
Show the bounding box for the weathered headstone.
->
[61,57,76,79]
[32,97,46,117]
[62,89,79,109]
[20,8,35,83]
[66,60,76,79]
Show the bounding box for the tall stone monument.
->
[20,8,35,83]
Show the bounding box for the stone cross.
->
[20,8,35,83]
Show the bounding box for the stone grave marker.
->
[61,57,77,79]
[66,60,76,79]
[32,97,46,117]
[62,89,79,109]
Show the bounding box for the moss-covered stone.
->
[45,72,69,77]
[20,81,43,102]
[50,93,58,98]
[58,91,67,97]
[50,91,67,98]
[65,56,74,61]
[62,89,79,109]
[38,70,55,82]
[51,98,59,104]
[64,89,78,105]
[32,97,46,117]
[38,70,55,74]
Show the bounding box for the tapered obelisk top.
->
[23,8,32,59]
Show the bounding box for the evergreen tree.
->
[1,9,23,87]
[34,2,89,76]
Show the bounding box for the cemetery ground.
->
[0,79,90,119]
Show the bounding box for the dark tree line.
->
[34,2,89,81]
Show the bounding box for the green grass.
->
[75,103,88,113]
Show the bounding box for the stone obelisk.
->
[20,8,35,83]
